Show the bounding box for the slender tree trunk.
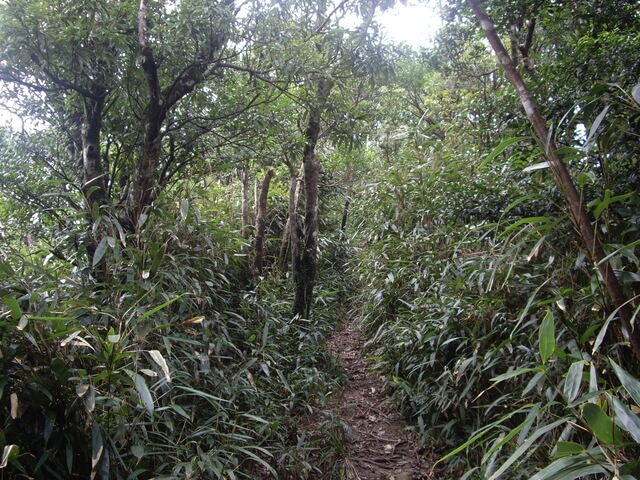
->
[240,168,252,240]
[341,195,351,231]
[292,146,319,317]
[80,92,109,278]
[254,178,259,218]
[128,113,163,229]
[278,160,302,277]
[128,0,166,230]
[467,0,640,360]
[253,170,273,277]
[293,78,332,317]
[81,93,108,214]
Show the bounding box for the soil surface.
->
[324,319,434,480]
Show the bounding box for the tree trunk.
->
[293,78,332,317]
[127,0,166,230]
[467,0,640,360]
[341,195,351,231]
[81,93,108,214]
[292,146,320,318]
[79,91,111,279]
[277,160,302,277]
[129,0,228,229]
[253,170,273,277]
[240,168,252,240]
[128,112,163,229]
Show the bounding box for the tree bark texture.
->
[341,195,351,231]
[293,143,320,318]
[128,0,165,229]
[240,168,252,240]
[81,93,108,213]
[467,0,640,360]
[253,170,273,277]
[292,76,333,316]
[278,160,302,277]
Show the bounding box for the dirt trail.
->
[325,320,433,480]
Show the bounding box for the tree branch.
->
[314,0,350,35]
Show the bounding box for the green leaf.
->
[554,441,584,458]
[231,446,277,477]
[523,161,550,173]
[610,359,640,406]
[610,395,640,443]
[523,371,547,396]
[589,362,598,395]
[170,403,190,419]
[0,445,20,468]
[530,449,609,480]
[582,403,623,446]
[51,358,70,382]
[435,404,538,467]
[632,83,640,104]
[616,270,640,283]
[44,411,55,446]
[597,239,640,266]
[0,263,14,277]
[129,371,154,416]
[174,386,232,404]
[483,403,541,460]
[137,294,185,323]
[492,367,544,383]
[91,198,100,219]
[262,320,270,346]
[90,422,104,480]
[179,198,189,223]
[479,136,532,169]
[148,243,165,278]
[577,171,597,188]
[131,445,145,460]
[592,310,618,355]
[620,460,640,476]
[498,194,539,222]
[590,189,632,219]
[66,442,73,473]
[2,297,21,321]
[488,418,567,480]
[92,236,110,267]
[148,350,172,383]
[107,331,120,344]
[85,385,96,412]
[563,361,584,403]
[539,310,555,364]
[585,104,610,148]
[502,216,554,236]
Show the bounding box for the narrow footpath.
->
[324,320,433,480]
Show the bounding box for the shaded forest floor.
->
[319,319,436,480]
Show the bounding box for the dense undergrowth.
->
[0,196,352,480]
[348,83,640,478]
[2,3,640,479]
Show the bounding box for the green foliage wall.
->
[347,5,640,475]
